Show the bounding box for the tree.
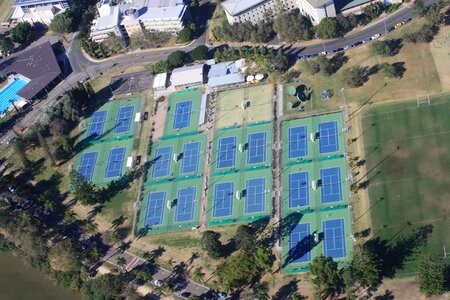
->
[49,118,69,136]
[177,27,194,43]
[217,253,259,290]
[85,221,98,234]
[303,60,320,75]
[167,51,189,69]
[37,130,56,166]
[425,3,443,25]
[253,246,274,272]
[379,63,400,78]
[12,138,30,168]
[413,0,427,17]
[315,18,340,39]
[81,274,124,300]
[343,65,366,87]
[63,210,78,223]
[235,225,255,252]
[192,267,205,283]
[309,256,341,297]
[50,12,73,33]
[0,35,14,55]
[349,244,382,288]
[116,256,127,271]
[69,170,100,206]
[317,55,333,76]
[49,240,81,272]
[200,230,222,259]
[416,253,446,297]
[273,9,313,42]
[190,45,209,61]
[11,22,33,45]
[363,2,382,21]
[370,40,395,57]
[150,60,170,74]
[62,95,81,122]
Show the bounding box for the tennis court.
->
[247,132,267,164]
[105,147,127,178]
[174,186,197,223]
[289,126,308,158]
[288,171,309,208]
[164,89,202,137]
[114,106,134,134]
[245,178,266,214]
[181,141,201,174]
[151,146,173,179]
[289,223,311,263]
[319,121,339,154]
[320,167,342,204]
[87,110,107,137]
[173,100,192,130]
[78,151,98,181]
[323,218,346,259]
[213,182,234,218]
[217,136,237,169]
[144,191,166,226]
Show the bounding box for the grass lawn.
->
[0,0,14,23]
[286,18,443,117]
[359,93,450,275]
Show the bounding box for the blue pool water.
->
[0,78,29,113]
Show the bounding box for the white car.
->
[371,34,381,40]
[320,51,327,55]
[152,279,162,287]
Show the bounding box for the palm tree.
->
[112,231,122,245]
[192,267,205,283]
[255,286,269,300]
[89,246,102,262]
[9,100,19,114]
[63,210,77,223]
[116,256,127,272]
[85,221,98,234]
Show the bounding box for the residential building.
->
[11,0,70,26]
[170,64,205,90]
[90,0,189,43]
[0,41,62,100]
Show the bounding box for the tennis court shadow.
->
[99,166,145,203]
[365,224,433,278]
[280,212,304,239]
[282,230,322,269]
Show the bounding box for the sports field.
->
[211,123,273,174]
[215,84,273,128]
[164,89,203,137]
[360,95,450,275]
[281,112,353,272]
[83,98,141,141]
[147,133,207,182]
[206,168,272,226]
[136,178,203,235]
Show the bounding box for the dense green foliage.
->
[416,253,447,297]
[167,50,191,68]
[343,65,366,87]
[273,9,313,42]
[190,45,209,61]
[0,35,14,55]
[50,12,73,34]
[81,274,124,300]
[213,20,274,43]
[309,256,341,297]
[11,22,32,45]
[70,170,101,205]
[200,230,223,259]
[177,27,194,43]
[370,40,396,56]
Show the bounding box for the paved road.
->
[103,247,210,297]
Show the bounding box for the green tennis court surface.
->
[147,133,207,182]
[211,123,273,174]
[206,168,272,226]
[84,98,141,141]
[136,178,203,235]
[281,112,353,272]
[361,96,450,275]
[164,89,203,137]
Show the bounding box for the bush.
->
[386,3,401,14]
[190,45,209,61]
[177,27,194,43]
[343,65,366,87]
[167,50,190,69]
[11,22,33,45]
[370,40,395,56]
[302,60,320,75]
[316,18,340,39]
[273,9,313,42]
[151,60,170,74]
[200,230,222,259]
[379,63,400,78]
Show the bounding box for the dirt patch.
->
[371,278,448,300]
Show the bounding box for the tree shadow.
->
[330,52,348,73]
[386,38,403,56]
[272,279,299,300]
[392,62,406,78]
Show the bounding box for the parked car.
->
[152,279,162,287]
[362,38,370,44]
[217,292,227,299]
[394,23,402,29]
[143,111,148,120]
[371,33,380,40]
[79,77,90,84]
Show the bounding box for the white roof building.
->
[207,59,246,88]
[153,73,168,90]
[11,0,69,26]
[170,64,205,89]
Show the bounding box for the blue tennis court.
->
[213,182,234,218]
[152,146,172,178]
[289,126,308,158]
[173,100,192,130]
[105,147,126,178]
[216,136,237,169]
[144,191,166,226]
[289,223,311,263]
[87,110,107,137]
[288,172,309,208]
[114,106,134,134]
[174,187,196,223]
[245,178,265,214]
[247,132,266,164]
[78,151,98,181]
[319,121,339,154]
[320,167,342,204]
[181,142,201,174]
[323,219,346,259]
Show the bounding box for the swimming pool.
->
[0,78,29,113]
